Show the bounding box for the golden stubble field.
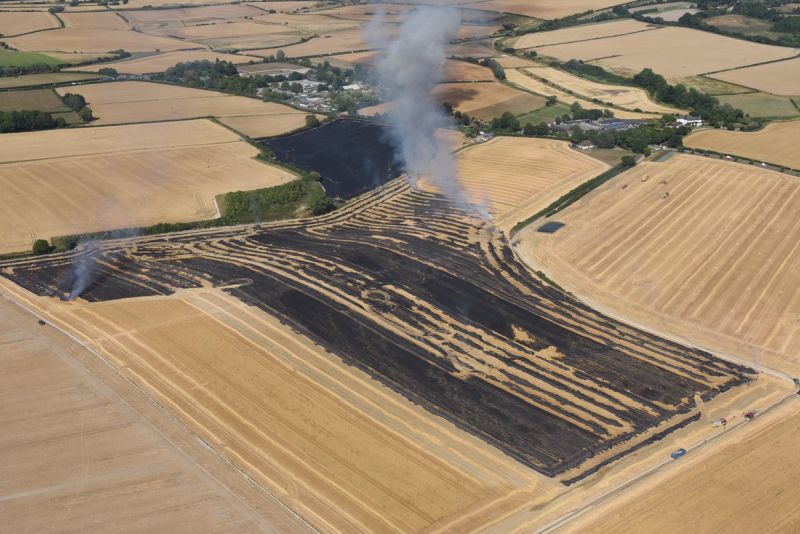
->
[70,50,261,75]
[0,294,307,533]
[432,81,546,120]
[0,119,295,254]
[685,120,800,170]
[519,153,800,375]
[4,282,553,534]
[453,137,610,232]
[709,56,800,96]
[469,0,629,19]
[57,81,308,137]
[514,19,653,49]
[534,26,798,79]
[0,11,59,36]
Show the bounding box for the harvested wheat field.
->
[563,398,800,534]
[685,120,800,170]
[249,26,396,58]
[433,81,546,120]
[514,19,653,49]
[0,11,59,36]
[505,69,658,119]
[443,59,495,82]
[522,65,682,114]
[57,81,306,134]
[709,56,800,96]
[0,294,307,533]
[0,71,99,89]
[0,119,295,253]
[122,3,265,32]
[454,137,610,231]
[5,28,199,54]
[469,0,628,19]
[154,21,305,51]
[536,26,798,79]
[60,11,130,30]
[70,50,259,74]
[519,154,800,374]
[218,113,313,138]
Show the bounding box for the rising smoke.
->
[365,6,474,209]
[65,241,99,301]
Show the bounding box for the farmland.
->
[453,137,610,231]
[0,11,59,36]
[433,81,546,120]
[56,81,307,136]
[505,69,658,119]
[466,0,629,19]
[514,19,654,49]
[519,154,800,375]
[709,57,800,97]
[0,88,69,113]
[0,71,99,89]
[0,294,307,533]
[514,65,682,114]
[685,120,800,170]
[715,92,800,118]
[534,26,797,79]
[70,50,260,75]
[0,119,295,254]
[0,48,60,68]
[564,399,800,534]
[5,28,199,54]
[60,11,130,30]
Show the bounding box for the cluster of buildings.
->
[552,118,645,134]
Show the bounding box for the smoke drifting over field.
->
[365,7,471,207]
[66,242,99,301]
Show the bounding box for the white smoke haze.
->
[66,241,100,300]
[364,6,474,209]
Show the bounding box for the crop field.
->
[249,26,397,58]
[519,154,800,374]
[5,28,200,54]
[263,119,400,198]
[56,81,307,133]
[0,88,69,113]
[534,26,798,79]
[685,120,800,170]
[60,11,130,30]
[442,60,495,82]
[453,137,610,231]
[1,176,755,481]
[121,3,265,32]
[709,57,800,97]
[715,92,800,118]
[565,401,800,534]
[0,71,99,89]
[70,50,259,74]
[514,19,654,49]
[505,69,658,119]
[153,21,306,51]
[433,81,546,120]
[0,119,295,254]
[467,0,629,19]
[519,65,682,114]
[0,48,60,68]
[0,295,306,533]
[0,11,59,36]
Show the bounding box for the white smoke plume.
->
[66,241,99,301]
[364,6,473,208]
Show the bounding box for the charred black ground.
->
[0,180,755,481]
[262,118,402,199]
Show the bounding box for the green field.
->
[518,103,570,125]
[0,88,82,124]
[675,75,755,96]
[717,92,800,118]
[0,49,61,68]
[584,147,637,166]
[0,71,99,89]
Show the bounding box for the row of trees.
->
[61,92,93,122]
[0,110,65,133]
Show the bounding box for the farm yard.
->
[685,120,800,170]
[0,119,294,254]
[56,81,309,137]
[519,154,800,375]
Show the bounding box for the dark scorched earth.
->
[0,178,754,482]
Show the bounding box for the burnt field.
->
[262,118,402,199]
[0,180,755,481]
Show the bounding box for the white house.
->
[677,115,703,127]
